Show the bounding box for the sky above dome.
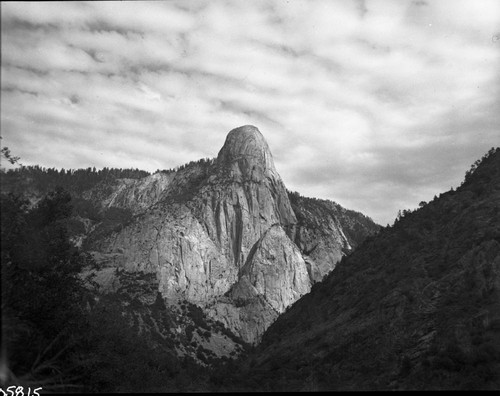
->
[1,0,499,225]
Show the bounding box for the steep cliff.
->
[82,125,378,344]
[207,224,311,342]
[186,126,298,274]
[288,192,380,282]
[89,126,305,343]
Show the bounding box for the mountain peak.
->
[228,124,261,135]
[216,125,278,180]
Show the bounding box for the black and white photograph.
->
[1,0,499,392]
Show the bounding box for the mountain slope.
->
[84,125,379,345]
[224,147,500,391]
[0,125,379,355]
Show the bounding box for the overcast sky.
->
[1,0,499,225]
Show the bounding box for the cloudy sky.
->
[1,0,499,225]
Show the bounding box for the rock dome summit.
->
[216,125,278,181]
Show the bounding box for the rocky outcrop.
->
[232,225,310,312]
[288,192,380,282]
[83,172,175,214]
[89,125,379,344]
[205,225,311,343]
[186,126,297,270]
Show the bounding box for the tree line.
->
[1,166,151,195]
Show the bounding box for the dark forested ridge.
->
[213,147,500,391]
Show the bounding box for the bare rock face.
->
[84,172,175,214]
[205,225,311,343]
[288,193,380,282]
[187,125,297,270]
[232,225,310,313]
[216,125,279,181]
[89,125,378,344]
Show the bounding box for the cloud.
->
[1,0,499,225]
